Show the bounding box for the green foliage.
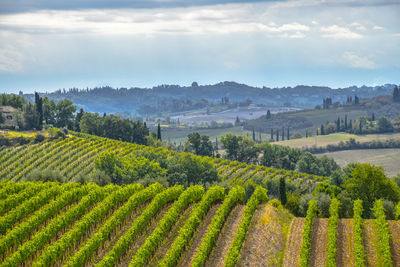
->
[299,199,318,267]
[95,185,180,267]
[396,202,400,220]
[220,133,259,164]
[66,183,165,267]
[225,186,268,267]
[372,199,393,267]
[326,198,341,267]
[55,99,76,129]
[285,192,300,216]
[0,94,25,109]
[24,168,65,183]
[185,132,214,156]
[159,186,225,267]
[343,163,400,217]
[191,186,245,267]
[353,200,365,267]
[1,184,105,266]
[129,185,204,266]
[377,116,393,133]
[279,176,287,205]
[33,184,142,266]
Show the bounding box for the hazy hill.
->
[21,82,395,116]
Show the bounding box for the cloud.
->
[373,25,384,30]
[350,22,366,31]
[0,8,310,37]
[320,25,363,39]
[0,49,24,72]
[342,52,376,69]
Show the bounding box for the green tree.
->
[55,99,76,128]
[157,123,162,140]
[343,163,400,217]
[377,116,393,133]
[0,111,4,124]
[42,97,56,125]
[34,92,43,130]
[220,133,239,161]
[23,103,40,130]
[75,108,85,131]
[79,113,102,135]
[279,176,287,205]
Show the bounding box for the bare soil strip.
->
[364,219,378,267]
[178,204,220,267]
[114,203,172,267]
[309,218,329,267]
[237,204,293,267]
[147,205,194,265]
[282,217,305,267]
[204,204,245,267]
[388,220,400,267]
[336,219,355,267]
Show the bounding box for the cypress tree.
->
[157,123,162,140]
[276,129,279,141]
[321,124,325,135]
[34,92,43,130]
[271,129,273,141]
[266,110,271,119]
[349,119,353,130]
[282,127,284,141]
[279,176,287,205]
[372,113,375,121]
[287,127,290,140]
[252,128,255,142]
[344,115,348,130]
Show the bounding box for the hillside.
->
[0,132,327,194]
[22,83,394,115]
[0,181,399,266]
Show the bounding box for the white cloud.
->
[342,52,376,69]
[320,25,363,39]
[373,25,384,30]
[0,49,24,72]
[350,22,366,31]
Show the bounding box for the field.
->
[317,149,400,177]
[0,132,327,194]
[276,132,400,149]
[0,181,399,266]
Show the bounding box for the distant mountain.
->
[21,82,396,116]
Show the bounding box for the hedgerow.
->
[191,186,245,267]
[224,186,268,267]
[299,199,318,267]
[372,199,393,267]
[326,198,341,267]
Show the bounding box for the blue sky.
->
[0,0,399,93]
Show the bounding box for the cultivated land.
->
[0,133,399,266]
[276,132,400,149]
[0,181,399,266]
[318,149,400,177]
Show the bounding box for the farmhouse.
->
[0,106,18,128]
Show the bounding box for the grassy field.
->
[162,126,272,144]
[317,149,400,177]
[276,132,400,149]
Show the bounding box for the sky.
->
[0,0,399,93]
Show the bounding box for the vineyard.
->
[0,132,327,192]
[0,181,399,266]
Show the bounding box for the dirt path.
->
[237,204,292,267]
[282,217,305,267]
[147,205,194,266]
[388,220,400,267]
[178,204,220,267]
[114,203,172,267]
[336,219,355,267]
[309,218,329,267]
[204,204,245,267]
[364,220,379,267]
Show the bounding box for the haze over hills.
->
[21,82,397,116]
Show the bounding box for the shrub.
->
[373,199,393,267]
[299,199,318,267]
[326,198,340,267]
[34,133,45,143]
[353,200,365,267]
[24,169,65,183]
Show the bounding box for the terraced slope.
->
[0,132,327,191]
[0,181,399,266]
